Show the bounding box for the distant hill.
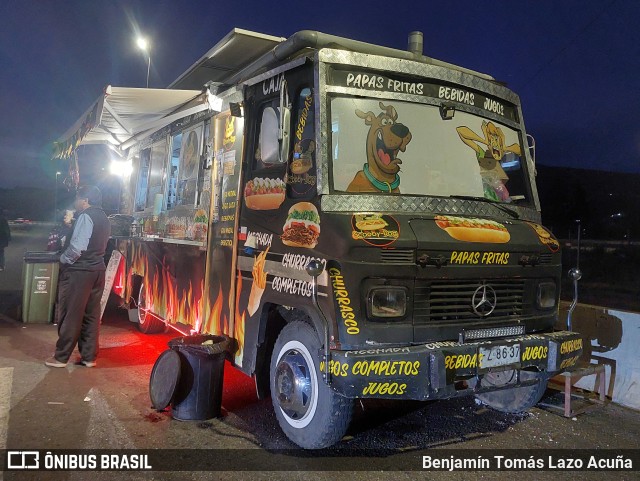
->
[0,177,120,221]
[2,166,638,239]
[536,165,640,240]
[0,187,74,221]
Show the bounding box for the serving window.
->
[176,124,203,207]
[134,148,151,212]
[146,141,168,210]
[166,132,181,210]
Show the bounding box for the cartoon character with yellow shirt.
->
[456,121,521,201]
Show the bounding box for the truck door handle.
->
[417,254,448,268]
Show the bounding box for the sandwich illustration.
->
[435,215,510,243]
[281,202,320,248]
[354,214,388,231]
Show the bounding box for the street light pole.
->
[54,171,61,222]
[136,37,151,88]
[145,54,150,88]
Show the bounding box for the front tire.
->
[270,321,353,449]
[475,370,549,413]
[136,283,165,334]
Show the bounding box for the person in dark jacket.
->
[46,186,111,368]
[0,208,10,271]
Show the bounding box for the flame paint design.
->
[125,241,252,366]
[130,242,146,275]
[202,285,228,335]
[234,273,246,364]
[112,254,126,298]
[128,242,203,330]
[124,242,145,303]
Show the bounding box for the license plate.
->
[479,344,520,369]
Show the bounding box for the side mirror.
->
[306,259,324,279]
[279,78,291,163]
[280,107,291,163]
[568,267,582,282]
[259,107,280,164]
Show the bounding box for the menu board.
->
[201,112,244,336]
[211,113,244,248]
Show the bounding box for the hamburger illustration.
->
[281,202,320,248]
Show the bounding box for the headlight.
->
[368,287,407,319]
[536,281,556,309]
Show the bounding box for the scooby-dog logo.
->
[347,102,412,193]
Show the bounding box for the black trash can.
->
[168,334,230,421]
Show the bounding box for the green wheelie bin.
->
[22,251,60,323]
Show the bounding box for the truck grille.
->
[380,249,415,264]
[414,279,526,324]
[538,253,553,265]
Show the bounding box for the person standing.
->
[45,186,111,368]
[0,208,10,271]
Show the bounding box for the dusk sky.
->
[1,0,638,189]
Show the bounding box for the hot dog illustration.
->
[244,177,286,210]
[435,215,510,243]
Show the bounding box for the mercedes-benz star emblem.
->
[472,284,497,317]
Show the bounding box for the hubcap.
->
[275,349,313,421]
[483,369,517,387]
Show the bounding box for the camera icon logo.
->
[7,451,40,469]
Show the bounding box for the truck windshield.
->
[330,96,531,204]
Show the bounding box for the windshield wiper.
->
[448,195,520,220]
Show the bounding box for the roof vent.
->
[408,31,423,56]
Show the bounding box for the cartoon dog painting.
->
[456,121,521,179]
[347,102,412,193]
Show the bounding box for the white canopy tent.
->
[53,86,215,159]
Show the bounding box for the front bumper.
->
[327,331,583,400]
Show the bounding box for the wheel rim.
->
[274,340,318,428]
[482,369,517,387]
[138,283,148,325]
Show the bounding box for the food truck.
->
[55,29,582,449]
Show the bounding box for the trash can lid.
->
[23,251,61,263]
[168,334,231,356]
[149,349,181,411]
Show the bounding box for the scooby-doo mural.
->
[456,121,522,201]
[332,97,527,202]
[346,102,412,193]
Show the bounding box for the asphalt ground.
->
[0,223,639,481]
